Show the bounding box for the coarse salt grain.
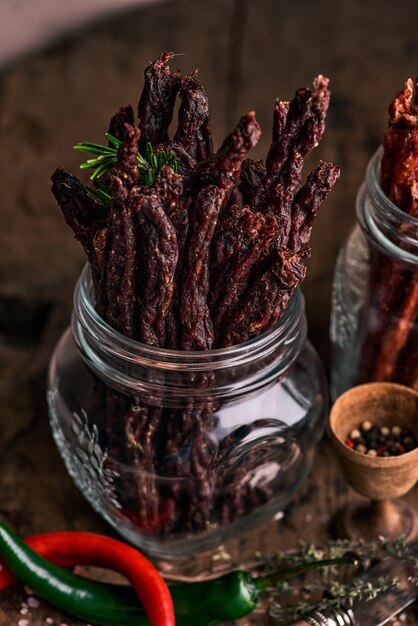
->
[27,597,40,608]
[17,620,29,626]
[45,619,54,625]
[19,608,29,615]
[24,585,34,595]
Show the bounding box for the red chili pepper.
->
[0,531,174,626]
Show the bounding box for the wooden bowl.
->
[328,382,418,540]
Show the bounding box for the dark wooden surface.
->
[0,0,417,623]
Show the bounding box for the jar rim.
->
[366,145,418,229]
[75,263,304,373]
[360,145,418,263]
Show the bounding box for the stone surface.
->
[0,0,417,623]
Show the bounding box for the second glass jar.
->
[330,146,418,398]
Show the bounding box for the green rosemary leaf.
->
[105,133,123,149]
[74,134,178,191]
[90,162,114,180]
[74,142,116,156]
[86,185,112,209]
[145,142,153,162]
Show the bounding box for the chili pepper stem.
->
[254,556,356,592]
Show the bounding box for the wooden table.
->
[0,0,417,623]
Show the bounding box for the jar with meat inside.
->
[331,146,418,397]
[47,264,327,558]
[48,53,339,561]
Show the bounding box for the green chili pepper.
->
[0,524,353,626]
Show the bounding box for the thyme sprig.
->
[269,575,402,622]
[73,133,178,208]
[251,536,418,623]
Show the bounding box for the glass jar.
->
[330,146,418,399]
[47,264,327,559]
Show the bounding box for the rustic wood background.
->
[0,0,417,623]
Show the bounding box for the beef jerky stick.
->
[166,141,196,174]
[256,76,330,220]
[105,179,129,333]
[51,170,106,260]
[111,178,138,337]
[265,100,289,175]
[372,278,418,381]
[239,159,266,206]
[90,227,109,317]
[210,211,278,332]
[219,248,307,347]
[51,169,111,315]
[108,105,135,142]
[117,123,141,188]
[187,112,261,193]
[196,118,213,162]
[137,51,180,150]
[210,204,244,272]
[125,404,150,526]
[174,73,211,162]
[156,167,190,349]
[105,125,141,335]
[133,191,178,346]
[389,132,418,215]
[209,207,256,310]
[181,185,229,350]
[287,161,340,251]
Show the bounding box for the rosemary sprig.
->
[73,133,178,207]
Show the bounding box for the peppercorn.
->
[345,420,417,457]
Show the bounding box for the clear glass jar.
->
[47,264,327,558]
[330,146,418,399]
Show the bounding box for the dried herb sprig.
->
[269,575,401,622]
[74,133,178,207]
[252,536,418,623]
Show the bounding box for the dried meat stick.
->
[181,185,229,350]
[108,105,135,142]
[105,179,129,333]
[174,73,211,162]
[156,167,190,349]
[187,112,261,193]
[372,279,418,381]
[91,227,109,317]
[51,169,106,259]
[256,76,331,221]
[117,123,141,188]
[114,180,139,337]
[51,169,111,316]
[287,161,340,251]
[211,212,279,334]
[209,204,250,306]
[239,159,266,206]
[133,191,178,346]
[219,248,307,347]
[105,126,141,336]
[389,132,418,216]
[196,118,213,162]
[137,52,180,151]
[265,99,289,174]
[125,404,149,526]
